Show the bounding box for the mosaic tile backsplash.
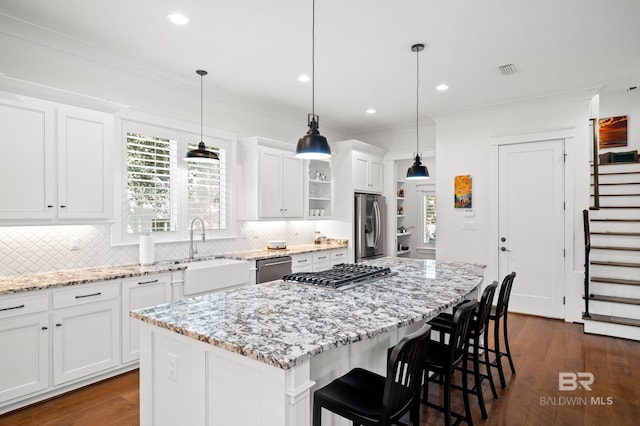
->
[0,221,317,276]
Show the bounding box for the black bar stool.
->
[312,324,432,426]
[487,272,517,388]
[427,282,499,420]
[422,299,478,426]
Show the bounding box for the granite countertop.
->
[0,242,348,295]
[221,241,348,261]
[132,257,485,370]
[0,263,187,296]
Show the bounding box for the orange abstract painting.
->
[454,175,472,208]
[599,116,627,149]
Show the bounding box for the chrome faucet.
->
[189,217,206,259]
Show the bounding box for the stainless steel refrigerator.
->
[354,193,386,262]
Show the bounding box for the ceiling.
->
[1,0,639,135]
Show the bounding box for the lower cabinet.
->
[121,274,172,363]
[291,248,348,273]
[312,252,331,272]
[52,288,120,385]
[0,310,49,403]
[291,253,313,273]
[330,248,347,266]
[0,274,169,412]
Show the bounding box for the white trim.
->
[111,116,238,245]
[489,128,575,320]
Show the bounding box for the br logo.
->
[558,372,594,391]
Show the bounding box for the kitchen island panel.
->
[139,321,313,426]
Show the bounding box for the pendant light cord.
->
[312,0,316,117]
[200,72,204,141]
[416,47,419,156]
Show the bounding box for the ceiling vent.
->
[498,63,518,76]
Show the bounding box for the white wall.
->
[434,93,593,322]
[600,90,640,153]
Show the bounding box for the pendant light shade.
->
[295,0,331,159]
[185,69,219,163]
[296,114,331,159]
[406,44,429,180]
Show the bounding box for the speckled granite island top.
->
[132,257,485,370]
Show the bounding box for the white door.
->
[498,139,565,318]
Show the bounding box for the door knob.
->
[501,237,506,242]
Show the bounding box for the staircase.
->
[583,160,640,340]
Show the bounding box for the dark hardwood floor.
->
[1,313,639,425]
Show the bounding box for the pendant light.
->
[185,69,219,163]
[295,0,331,160]
[406,44,430,180]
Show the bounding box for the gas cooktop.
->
[282,263,394,290]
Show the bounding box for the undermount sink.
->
[182,258,251,296]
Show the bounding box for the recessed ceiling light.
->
[167,13,190,25]
[435,84,449,91]
[366,109,376,114]
[297,74,310,83]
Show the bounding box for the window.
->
[423,193,436,243]
[115,121,233,244]
[126,133,177,233]
[187,142,226,229]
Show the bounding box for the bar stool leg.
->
[503,312,516,375]
[444,372,453,426]
[484,327,498,399]
[472,339,488,420]
[461,358,474,426]
[494,316,507,389]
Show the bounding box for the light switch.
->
[463,221,477,230]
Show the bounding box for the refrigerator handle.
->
[373,200,381,248]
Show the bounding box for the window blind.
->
[126,132,177,233]
[187,142,226,230]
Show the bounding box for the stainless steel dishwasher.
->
[256,256,292,283]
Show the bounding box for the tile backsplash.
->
[0,221,316,276]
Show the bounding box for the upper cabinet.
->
[353,152,383,194]
[307,159,332,219]
[239,137,304,220]
[57,107,113,220]
[0,94,114,223]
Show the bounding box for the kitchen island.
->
[132,257,485,426]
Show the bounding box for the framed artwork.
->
[599,116,628,149]
[454,175,472,208]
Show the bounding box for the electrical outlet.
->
[69,237,80,251]
[168,353,178,381]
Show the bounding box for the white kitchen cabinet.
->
[57,106,113,220]
[307,159,332,219]
[52,283,120,385]
[0,95,113,223]
[330,248,347,266]
[121,274,172,363]
[240,137,304,220]
[291,253,313,273]
[353,152,383,194]
[0,97,56,220]
[0,294,50,404]
[291,249,346,273]
[311,252,331,272]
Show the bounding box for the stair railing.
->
[582,209,591,318]
[590,118,600,209]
